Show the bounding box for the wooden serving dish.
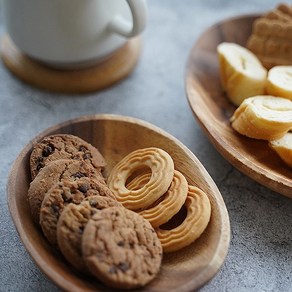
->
[7,114,230,291]
[185,14,292,199]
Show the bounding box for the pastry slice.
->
[266,66,292,100]
[230,95,292,140]
[217,42,267,106]
[269,132,292,168]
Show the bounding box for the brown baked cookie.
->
[57,196,121,271]
[28,159,106,224]
[30,134,106,180]
[39,178,115,247]
[82,207,162,289]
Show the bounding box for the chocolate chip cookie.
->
[28,159,105,223]
[30,134,106,180]
[39,178,115,247]
[57,196,121,270]
[82,207,162,289]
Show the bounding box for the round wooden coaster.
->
[0,35,141,94]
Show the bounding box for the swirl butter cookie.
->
[82,207,162,289]
[28,159,105,223]
[129,170,188,228]
[39,177,115,247]
[30,134,106,180]
[107,147,174,210]
[156,185,211,253]
[57,196,121,270]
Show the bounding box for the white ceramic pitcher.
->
[3,0,147,68]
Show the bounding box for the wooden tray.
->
[185,14,292,199]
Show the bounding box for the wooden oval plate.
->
[7,114,230,291]
[185,14,292,199]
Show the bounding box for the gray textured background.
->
[0,0,291,291]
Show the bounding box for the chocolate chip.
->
[88,199,97,207]
[90,210,97,216]
[51,204,60,216]
[42,143,55,157]
[117,241,125,247]
[118,262,129,272]
[78,225,84,234]
[71,172,86,179]
[36,161,44,171]
[78,184,89,193]
[83,152,92,160]
[36,156,44,171]
[109,262,129,274]
[79,145,87,152]
[36,156,43,163]
[61,192,71,203]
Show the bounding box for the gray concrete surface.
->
[0,0,291,291]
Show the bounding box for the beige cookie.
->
[277,3,292,17]
[264,10,292,22]
[107,147,174,210]
[252,18,291,39]
[246,4,292,69]
[57,196,121,271]
[135,170,188,228]
[156,185,211,253]
[28,159,105,224]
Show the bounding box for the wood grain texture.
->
[185,14,292,199]
[1,35,141,94]
[7,114,230,291]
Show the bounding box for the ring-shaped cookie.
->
[156,185,211,253]
[135,170,188,228]
[107,147,174,210]
[126,172,151,191]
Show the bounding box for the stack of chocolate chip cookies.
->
[27,134,162,289]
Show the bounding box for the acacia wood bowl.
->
[185,14,292,199]
[7,114,230,291]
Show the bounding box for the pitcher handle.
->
[108,0,147,37]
